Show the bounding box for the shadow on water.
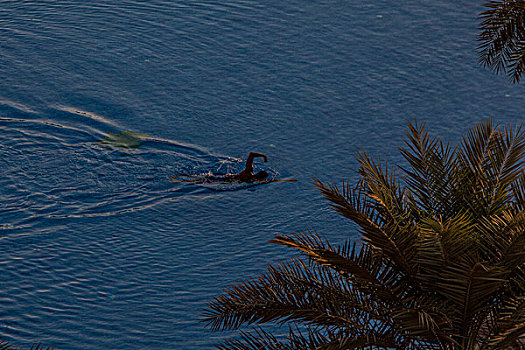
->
[0,101,280,231]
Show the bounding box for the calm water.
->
[1,1,524,349]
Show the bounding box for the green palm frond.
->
[478,0,525,83]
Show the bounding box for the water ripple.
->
[0,102,245,232]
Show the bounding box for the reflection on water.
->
[99,131,150,149]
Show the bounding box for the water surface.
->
[1,1,524,349]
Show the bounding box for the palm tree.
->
[478,1,525,83]
[203,120,525,349]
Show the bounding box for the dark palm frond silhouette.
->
[478,0,525,83]
[203,120,525,349]
[0,341,53,350]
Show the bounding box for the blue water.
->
[1,1,525,349]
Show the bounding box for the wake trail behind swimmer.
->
[170,152,297,184]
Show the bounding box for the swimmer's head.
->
[254,171,269,180]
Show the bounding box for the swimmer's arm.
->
[244,152,268,173]
[247,152,268,163]
[235,152,268,179]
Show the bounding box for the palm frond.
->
[316,332,401,350]
[478,0,525,83]
[203,258,383,332]
[452,121,525,217]
[487,322,525,349]
[313,179,417,279]
[416,212,477,291]
[0,342,15,350]
[270,232,386,291]
[434,261,508,344]
[0,342,53,350]
[399,121,457,216]
[206,120,525,349]
[28,345,52,350]
[217,326,405,350]
[486,297,525,349]
[271,232,456,346]
[216,327,291,350]
[501,228,525,271]
[456,120,498,216]
[511,172,525,210]
[485,124,525,212]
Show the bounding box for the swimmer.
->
[232,152,269,181]
[170,152,270,183]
